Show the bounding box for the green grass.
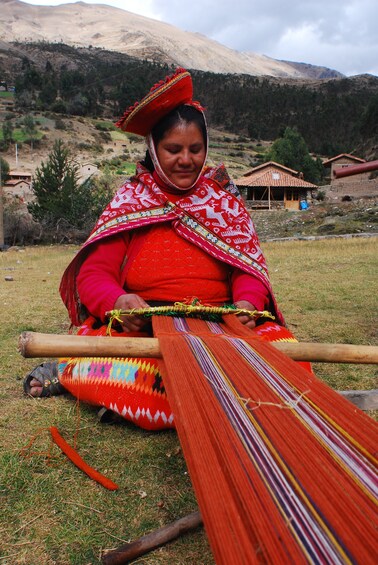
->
[0,91,14,99]
[0,238,377,563]
[266,237,377,390]
[94,120,118,131]
[115,162,135,175]
[109,130,130,141]
[0,129,43,143]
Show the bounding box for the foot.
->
[28,378,44,397]
[23,362,66,397]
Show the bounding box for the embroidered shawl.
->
[60,163,284,326]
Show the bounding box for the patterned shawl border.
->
[176,215,270,281]
[86,205,177,244]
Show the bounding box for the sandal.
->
[23,362,66,397]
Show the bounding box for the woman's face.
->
[156,122,206,189]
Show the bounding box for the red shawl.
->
[60,163,284,326]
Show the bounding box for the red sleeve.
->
[231,268,270,311]
[77,233,129,321]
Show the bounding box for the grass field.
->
[0,238,377,564]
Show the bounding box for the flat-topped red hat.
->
[115,67,202,136]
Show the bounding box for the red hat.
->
[115,68,202,136]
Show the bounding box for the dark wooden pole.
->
[101,511,202,564]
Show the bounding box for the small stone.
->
[5,276,14,281]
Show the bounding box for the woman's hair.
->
[142,104,207,172]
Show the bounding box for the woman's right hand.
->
[113,293,150,332]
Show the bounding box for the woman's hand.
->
[114,293,150,332]
[234,300,257,329]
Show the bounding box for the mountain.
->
[0,0,343,80]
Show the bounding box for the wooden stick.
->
[101,510,202,565]
[339,389,378,411]
[19,331,160,359]
[19,331,378,364]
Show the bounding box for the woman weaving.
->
[24,68,307,429]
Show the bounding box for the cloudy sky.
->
[22,0,378,77]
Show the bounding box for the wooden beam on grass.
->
[101,511,202,565]
[339,389,378,411]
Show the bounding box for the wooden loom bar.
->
[19,331,378,364]
[101,511,202,565]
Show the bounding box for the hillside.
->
[0,0,343,79]
[253,202,378,241]
[1,40,377,159]
[1,109,377,245]
[0,109,263,180]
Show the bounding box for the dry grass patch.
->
[264,237,377,389]
[0,238,376,563]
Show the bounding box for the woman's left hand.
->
[234,300,257,329]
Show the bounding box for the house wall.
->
[323,178,378,199]
[328,158,369,184]
[4,181,32,202]
[241,187,310,210]
[78,163,99,181]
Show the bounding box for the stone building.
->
[322,154,368,184]
[322,154,378,200]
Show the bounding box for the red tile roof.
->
[322,154,365,166]
[235,162,317,188]
[4,179,30,187]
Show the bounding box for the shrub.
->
[55,118,66,130]
[316,189,326,201]
[3,197,41,246]
[95,122,110,131]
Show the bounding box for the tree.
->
[28,140,113,234]
[0,157,10,183]
[22,115,38,150]
[39,78,58,107]
[360,94,378,137]
[0,157,10,247]
[28,139,82,228]
[84,167,117,218]
[67,93,90,116]
[266,127,323,183]
[2,120,14,149]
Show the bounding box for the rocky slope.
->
[252,202,378,241]
[0,0,343,79]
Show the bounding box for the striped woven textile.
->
[58,315,309,431]
[153,315,378,564]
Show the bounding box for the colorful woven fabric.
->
[153,315,378,564]
[58,318,172,430]
[57,316,306,431]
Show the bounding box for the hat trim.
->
[116,68,192,132]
